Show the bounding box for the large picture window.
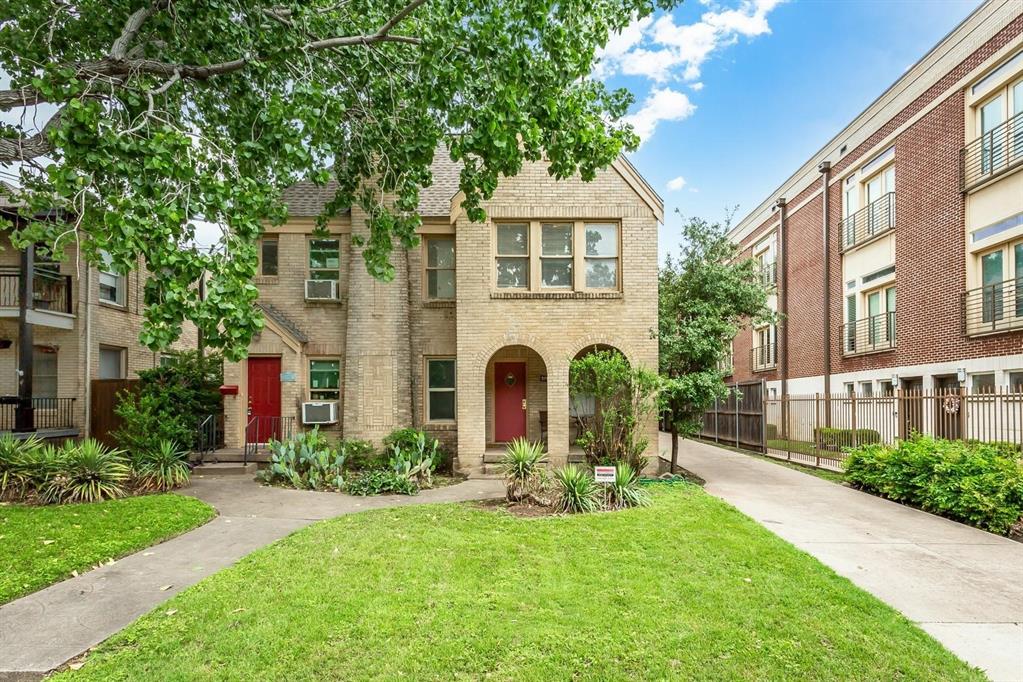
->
[309,239,340,281]
[309,360,340,400]
[426,358,456,421]
[425,237,455,300]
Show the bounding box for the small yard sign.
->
[594,466,615,483]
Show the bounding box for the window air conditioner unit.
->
[302,401,338,425]
[305,279,338,300]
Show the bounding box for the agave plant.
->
[0,433,45,500]
[500,438,547,502]
[133,440,191,492]
[553,465,602,514]
[42,439,130,504]
[605,462,650,510]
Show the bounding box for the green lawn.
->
[0,494,215,604]
[54,485,979,681]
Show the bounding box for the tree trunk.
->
[670,425,679,473]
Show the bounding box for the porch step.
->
[192,462,257,477]
[193,447,271,464]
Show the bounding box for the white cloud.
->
[666,176,687,191]
[689,82,704,91]
[598,0,783,84]
[624,88,696,144]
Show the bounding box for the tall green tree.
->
[0,0,677,359]
[657,215,775,470]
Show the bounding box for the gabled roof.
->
[0,181,24,210]
[257,302,308,344]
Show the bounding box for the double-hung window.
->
[584,223,619,289]
[426,358,456,421]
[495,221,621,291]
[98,250,125,306]
[309,239,340,281]
[309,360,340,400]
[495,224,529,289]
[261,237,279,276]
[32,346,58,400]
[541,223,573,288]
[425,237,455,300]
[99,346,126,379]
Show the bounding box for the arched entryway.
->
[485,345,549,447]
[569,343,630,459]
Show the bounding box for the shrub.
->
[258,428,345,491]
[344,469,418,496]
[41,440,130,504]
[815,427,881,450]
[133,440,191,492]
[845,435,1023,534]
[0,434,45,500]
[553,465,602,514]
[340,438,385,470]
[604,462,650,510]
[500,438,547,502]
[388,431,439,489]
[113,392,193,458]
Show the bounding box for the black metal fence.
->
[0,397,77,431]
[961,109,1023,191]
[840,191,895,251]
[699,380,766,452]
[244,415,296,462]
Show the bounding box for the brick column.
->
[342,204,412,445]
[546,362,569,466]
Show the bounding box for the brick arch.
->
[568,333,641,368]
[467,332,561,382]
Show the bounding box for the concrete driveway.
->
[0,475,504,679]
[665,434,1023,682]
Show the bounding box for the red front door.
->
[494,362,526,442]
[247,357,281,442]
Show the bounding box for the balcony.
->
[842,312,896,355]
[961,111,1023,192]
[0,266,74,328]
[840,192,895,252]
[758,261,777,289]
[963,276,1023,336]
[750,343,777,372]
[0,396,77,434]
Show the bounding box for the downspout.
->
[83,261,93,437]
[819,161,832,425]
[775,197,788,438]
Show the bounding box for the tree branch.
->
[0,107,63,162]
[110,0,170,60]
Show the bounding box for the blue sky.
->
[599,0,981,261]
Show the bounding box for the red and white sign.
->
[594,466,616,483]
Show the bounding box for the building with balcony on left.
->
[0,183,197,439]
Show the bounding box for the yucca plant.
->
[41,439,130,504]
[0,433,44,500]
[553,465,602,514]
[500,438,548,502]
[605,462,650,510]
[133,440,191,492]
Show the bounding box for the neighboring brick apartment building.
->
[0,184,198,439]
[221,154,662,473]
[727,0,1023,403]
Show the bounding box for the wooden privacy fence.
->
[765,388,1023,471]
[699,380,766,452]
[90,379,139,447]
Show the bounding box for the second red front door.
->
[247,356,281,441]
[494,361,526,442]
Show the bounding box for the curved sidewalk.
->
[665,434,1023,682]
[0,476,504,678]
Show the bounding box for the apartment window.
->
[844,382,855,397]
[859,381,873,397]
[974,75,1023,176]
[260,237,279,277]
[308,239,340,281]
[879,380,894,397]
[426,358,456,421]
[972,373,996,394]
[309,360,340,400]
[495,224,529,288]
[864,285,896,346]
[425,237,455,300]
[98,250,125,306]
[32,346,57,399]
[98,346,126,379]
[1009,371,1023,392]
[978,239,1023,323]
[584,223,619,289]
[541,223,573,288]
[753,235,777,287]
[752,325,775,369]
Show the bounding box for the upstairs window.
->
[425,237,455,300]
[260,237,278,276]
[494,221,622,292]
[541,223,573,288]
[584,223,619,289]
[98,250,125,306]
[495,224,529,289]
[309,239,340,281]
[309,359,340,400]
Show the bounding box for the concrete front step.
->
[192,462,258,477]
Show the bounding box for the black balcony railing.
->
[963,276,1023,336]
[961,111,1023,192]
[0,267,73,315]
[842,312,896,355]
[0,397,77,431]
[750,343,777,371]
[840,192,895,251]
[758,261,777,288]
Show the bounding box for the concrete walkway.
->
[665,434,1023,682]
[0,475,504,678]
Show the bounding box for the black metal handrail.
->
[244,415,295,463]
[840,192,895,251]
[194,414,218,464]
[963,275,1023,336]
[750,343,777,371]
[0,397,77,431]
[0,267,73,315]
[842,311,896,355]
[758,261,777,288]
[961,110,1023,192]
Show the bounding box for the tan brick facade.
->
[224,157,662,473]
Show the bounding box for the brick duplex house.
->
[221,154,663,473]
[727,0,1023,407]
